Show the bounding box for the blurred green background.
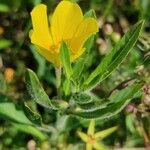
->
[0,0,150,149]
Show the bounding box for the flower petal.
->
[30,4,53,50]
[36,46,60,67]
[77,131,88,142]
[94,126,118,140]
[86,143,93,150]
[93,142,107,150]
[51,0,83,44]
[69,18,98,53]
[88,119,95,135]
[71,48,85,62]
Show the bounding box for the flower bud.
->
[111,32,121,43]
[103,24,113,35]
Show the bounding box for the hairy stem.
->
[55,67,62,96]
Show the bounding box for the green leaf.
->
[60,41,73,79]
[72,35,95,89]
[0,4,10,12]
[73,92,106,110]
[109,83,142,103]
[84,9,97,19]
[84,35,95,51]
[72,9,97,86]
[63,79,71,96]
[25,69,59,110]
[0,39,12,50]
[74,83,143,119]
[72,58,85,80]
[12,123,47,141]
[83,20,144,90]
[126,114,137,134]
[73,92,93,105]
[0,94,46,141]
[51,99,69,110]
[23,102,42,126]
[0,101,32,125]
[0,98,32,126]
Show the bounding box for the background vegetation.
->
[0,0,150,149]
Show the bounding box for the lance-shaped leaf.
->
[0,102,32,124]
[60,41,73,79]
[0,94,47,141]
[83,20,144,90]
[23,102,42,126]
[0,94,32,125]
[73,92,93,105]
[12,123,47,141]
[73,92,107,110]
[72,57,86,81]
[84,9,97,19]
[63,79,71,96]
[74,83,143,119]
[25,69,59,110]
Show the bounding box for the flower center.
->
[88,135,96,145]
[50,44,60,53]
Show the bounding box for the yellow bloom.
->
[77,120,118,150]
[30,0,98,66]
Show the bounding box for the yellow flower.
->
[29,0,98,67]
[77,120,118,150]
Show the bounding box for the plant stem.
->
[55,67,62,96]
